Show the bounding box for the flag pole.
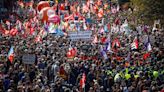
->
[84,85,85,92]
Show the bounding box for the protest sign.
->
[81,45,92,51]
[68,31,92,40]
[22,54,36,64]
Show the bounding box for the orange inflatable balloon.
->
[37,1,50,12]
[39,7,56,23]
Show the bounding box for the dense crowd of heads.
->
[0,0,164,92]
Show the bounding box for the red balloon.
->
[67,48,77,58]
[71,49,76,56]
[37,1,50,12]
[67,51,73,58]
[39,7,56,23]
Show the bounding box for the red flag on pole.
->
[112,38,121,48]
[143,52,150,60]
[80,73,86,89]
[10,28,18,36]
[101,37,107,44]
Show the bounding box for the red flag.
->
[59,4,65,10]
[101,37,107,44]
[35,36,42,43]
[30,27,35,35]
[112,38,121,48]
[143,52,150,60]
[10,28,18,36]
[115,18,120,25]
[131,37,139,50]
[80,73,86,89]
[80,55,88,61]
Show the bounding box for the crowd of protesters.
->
[0,0,164,92]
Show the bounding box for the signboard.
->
[68,31,92,40]
[81,45,92,51]
[81,45,93,55]
[22,54,36,64]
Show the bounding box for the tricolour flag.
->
[8,46,14,63]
